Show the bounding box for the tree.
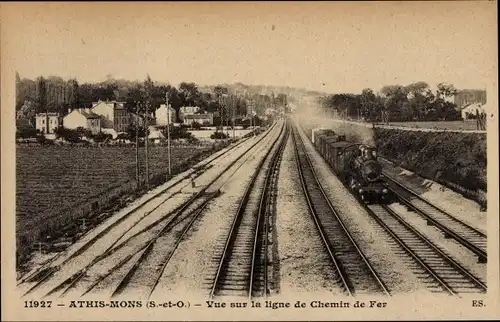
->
[36,77,47,113]
[16,72,22,110]
[166,86,182,122]
[405,81,429,96]
[125,125,148,140]
[68,78,80,109]
[16,125,39,139]
[91,132,112,143]
[143,75,155,116]
[360,88,377,120]
[436,83,457,99]
[382,85,409,121]
[179,82,202,107]
[54,127,83,143]
[158,125,197,142]
[214,85,228,99]
[16,100,36,121]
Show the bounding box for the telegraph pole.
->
[166,94,171,177]
[249,100,252,136]
[225,94,229,137]
[232,95,235,140]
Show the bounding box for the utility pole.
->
[232,95,235,140]
[45,82,49,135]
[144,100,149,190]
[225,94,229,137]
[135,101,140,190]
[166,94,171,177]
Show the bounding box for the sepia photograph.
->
[1,1,498,321]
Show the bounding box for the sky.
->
[1,2,497,94]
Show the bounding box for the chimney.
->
[68,108,72,114]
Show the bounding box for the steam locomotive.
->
[312,128,390,203]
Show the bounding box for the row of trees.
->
[319,82,462,122]
[16,73,288,126]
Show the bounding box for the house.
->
[183,113,214,126]
[35,112,63,134]
[461,103,487,120]
[179,106,200,120]
[156,104,176,125]
[63,108,102,134]
[454,90,487,109]
[91,100,126,129]
[148,126,165,144]
[113,105,132,132]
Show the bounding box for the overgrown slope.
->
[374,129,487,194]
[300,118,487,206]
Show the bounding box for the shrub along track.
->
[18,123,278,299]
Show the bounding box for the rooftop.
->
[36,112,61,117]
[80,110,101,119]
[184,113,213,119]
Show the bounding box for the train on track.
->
[312,128,390,203]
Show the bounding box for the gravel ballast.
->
[293,120,431,294]
[275,133,343,295]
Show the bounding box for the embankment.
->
[298,117,487,208]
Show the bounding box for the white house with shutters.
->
[156,104,176,125]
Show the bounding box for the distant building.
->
[461,103,487,120]
[91,100,126,129]
[156,104,176,125]
[113,105,131,133]
[179,106,201,121]
[63,108,101,134]
[183,113,214,126]
[35,112,63,134]
[454,89,487,109]
[148,126,165,144]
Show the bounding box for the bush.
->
[191,121,202,130]
[374,128,487,193]
[159,125,198,143]
[91,132,113,143]
[210,131,229,140]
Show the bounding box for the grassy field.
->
[16,144,220,268]
[16,146,211,220]
[379,120,483,131]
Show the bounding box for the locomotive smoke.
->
[294,94,376,147]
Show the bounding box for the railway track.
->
[291,125,390,296]
[208,122,288,299]
[383,174,487,263]
[365,204,486,295]
[18,134,256,289]
[21,121,283,299]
